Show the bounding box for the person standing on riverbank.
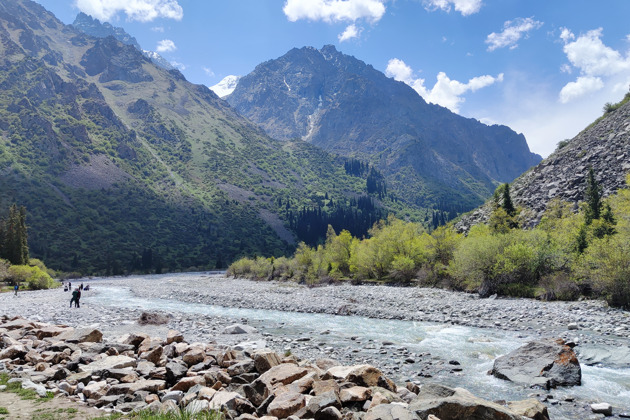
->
[13,283,18,296]
[70,288,79,308]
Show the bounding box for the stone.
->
[82,380,108,399]
[106,379,166,396]
[591,403,613,416]
[0,345,27,360]
[57,328,103,343]
[508,399,550,420]
[267,391,306,418]
[197,386,217,401]
[223,324,258,334]
[138,312,170,325]
[491,338,581,388]
[186,399,211,415]
[304,390,341,416]
[316,406,343,420]
[567,323,579,331]
[312,379,339,396]
[166,330,184,344]
[140,345,163,364]
[166,360,188,385]
[35,326,70,340]
[409,384,523,420]
[253,350,283,373]
[259,364,309,387]
[161,390,184,404]
[209,390,247,412]
[365,403,415,420]
[183,348,205,366]
[171,376,206,392]
[340,386,371,403]
[324,364,396,392]
[80,355,137,373]
[160,399,180,414]
[228,359,256,376]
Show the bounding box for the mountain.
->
[211,75,241,98]
[72,12,175,70]
[0,0,392,273]
[227,45,542,213]
[456,93,630,231]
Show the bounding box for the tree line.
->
[229,168,630,309]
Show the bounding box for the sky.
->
[34,0,630,158]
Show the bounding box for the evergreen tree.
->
[0,205,29,265]
[584,167,602,225]
[502,183,516,216]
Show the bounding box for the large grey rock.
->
[79,355,137,374]
[223,324,258,335]
[508,399,549,420]
[365,403,415,420]
[166,360,188,385]
[57,328,103,343]
[491,338,581,388]
[409,384,524,420]
[324,364,396,391]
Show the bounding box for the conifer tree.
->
[0,205,29,265]
[502,183,516,217]
[584,167,602,225]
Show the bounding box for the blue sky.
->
[35,0,630,158]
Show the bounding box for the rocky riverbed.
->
[2,272,630,419]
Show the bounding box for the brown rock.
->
[138,312,169,325]
[0,345,27,360]
[259,364,309,387]
[267,392,307,418]
[141,346,163,364]
[166,330,184,344]
[171,376,206,392]
[57,328,103,343]
[183,348,205,366]
[324,365,396,392]
[35,326,70,340]
[253,350,283,373]
[340,386,371,403]
[507,399,550,420]
[197,386,217,401]
[138,337,163,354]
[106,379,166,396]
[82,380,108,399]
[312,379,340,396]
[146,394,160,404]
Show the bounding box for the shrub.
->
[8,265,56,290]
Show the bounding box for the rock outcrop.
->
[491,338,581,389]
[0,315,545,419]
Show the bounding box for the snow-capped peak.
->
[210,75,241,98]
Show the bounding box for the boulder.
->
[209,390,247,412]
[183,348,205,366]
[259,364,309,387]
[21,380,49,398]
[186,399,211,415]
[80,355,137,373]
[324,364,396,392]
[365,403,415,420]
[591,403,613,416]
[35,326,71,340]
[267,391,306,418]
[228,359,256,376]
[106,379,166,395]
[253,350,283,373]
[316,406,343,420]
[57,328,102,343]
[171,376,206,392]
[165,360,188,385]
[491,338,581,388]
[507,399,549,420]
[409,384,524,420]
[138,312,169,325]
[82,380,108,399]
[0,345,27,360]
[340,386,371,403]
[223,324,258,335]
[166,330,184,344]
[140,346,163,365]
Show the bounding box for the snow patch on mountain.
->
[210,75,241,98]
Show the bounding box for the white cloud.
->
[170,61,186,71]
[203,67,215,77]
[151,26,165,32]
[156,39,176,53]
[559,28,630,102]
[74,0,183,22]
[559,76,604,104]
[338,24,361,42]
[283,0,386,23]
[485,17,543,51]
[422,0,483,16]
[385,58,503,113]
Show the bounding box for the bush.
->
[8,265,56,290]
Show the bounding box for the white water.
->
[90,284,630,417]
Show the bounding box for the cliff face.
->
[228,45,542,211]
[456,96,630,231]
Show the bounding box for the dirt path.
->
[0,392,110,420]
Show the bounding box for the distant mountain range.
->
[227,45,542,212]
[0,0,396,273]
[72,12,175,71]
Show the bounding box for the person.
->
[70,287,79,308]
[75,288,81,308]
[68,281,72,289]
[14,283,18,296]
[80,283,83,291]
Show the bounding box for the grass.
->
[32,407,79,420]
[127,410,223,420]
[0,373,54,401]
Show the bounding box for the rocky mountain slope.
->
[456,94,630,231]
[71,12,175,70]
[227,45,542,212]
[0,0,389,273]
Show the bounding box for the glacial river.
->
[89,279,630,418]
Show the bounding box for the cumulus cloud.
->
[385,58,503,113]
[485,17,543,51]
[559,76,604,104]
[422,0,483,16]
[74,0,183,22]
[559,28,630,102]
[283,0,386,23]
[338,24,361,42]
[156,39,176,53]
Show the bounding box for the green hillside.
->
[0,0,411,274]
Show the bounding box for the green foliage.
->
[584,167,602,225]
[0,205,28,265]
[7,265,56,290]
[127,409,223,420]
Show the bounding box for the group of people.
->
[62,281,88,308]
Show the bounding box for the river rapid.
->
[2,272,630,419]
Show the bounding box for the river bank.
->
[1,272,630,418]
